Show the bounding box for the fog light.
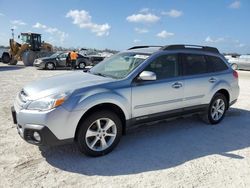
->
[33,131,41,142]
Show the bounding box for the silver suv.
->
[12,45,239,156]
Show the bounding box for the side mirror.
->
[230,63,238,70]
[138,71,156,81]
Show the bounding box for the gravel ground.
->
[0,62,250,188]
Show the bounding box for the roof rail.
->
[160,44,220,53]
[128,45,163,50]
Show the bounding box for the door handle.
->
[172,82,182,89]
[209,77,217,83]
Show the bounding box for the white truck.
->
[0,47,11,63]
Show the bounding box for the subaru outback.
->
[11,45,239,156]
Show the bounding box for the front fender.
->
[65,88,131,120]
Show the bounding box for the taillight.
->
[233,70,238,79]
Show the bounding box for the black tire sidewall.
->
[77,111,122,157]
[207,93,227,124]
[2,54,10,63]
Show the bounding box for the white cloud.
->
[133,39,141,43]
[32,22,68,44]
[229,1,241,9]
[0,13,4,16]
[205,36,224,43]
[156,30,174,38]
[139,8,150,13]
[127,13,160,23]
[11,20,27,26]
[66,9,111,36]
[135,27,149,34]
[33,22,47,29]
[237,43,245,48]
[161,9,183,18]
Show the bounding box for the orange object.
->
[54,98,65,108]
[70,51,78,60]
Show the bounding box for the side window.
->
[183,54,207,76]
[59,53,67,58]
[206,56,228,72]
[144,54,178,80]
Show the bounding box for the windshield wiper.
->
[92,72,108,77]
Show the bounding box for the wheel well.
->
[46,62,55,67]
[2,52,10,58]
[74,103,126,140]
[216,89,230,108]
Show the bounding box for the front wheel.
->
[2,53,10,63]
[76,111,122,157]
[45,62,55,70]
[202,93,227,124]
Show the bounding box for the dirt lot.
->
[1,63,250,188]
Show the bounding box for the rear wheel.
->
[76,111,122,157]
[22,51,37,66]
[45,62,55,70]
[202,93,227,124]
[78,62,86,69]
[8,58,18,65]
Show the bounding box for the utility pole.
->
[11,28,14,40]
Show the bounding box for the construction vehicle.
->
[8,33,53,66]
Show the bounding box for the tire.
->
[8,58,18,65]
[78,62,86,69]
[202,93,228,125]
[22,51,37,66]
[76,111,122,157]
[45,62,55,70]
[2,53,10,63]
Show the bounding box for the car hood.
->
[22,72,114,100]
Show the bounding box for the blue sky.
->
[0,0,249,53]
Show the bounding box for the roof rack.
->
[128,45,163,50]
[160,44,219,54]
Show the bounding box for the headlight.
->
[26,91,72,111]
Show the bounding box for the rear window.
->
[206,56,228,72]
[183,54,207,76]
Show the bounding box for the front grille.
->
[24,129,34,141]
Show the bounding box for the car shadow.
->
[40,107,250,176]
[0,65,25,72]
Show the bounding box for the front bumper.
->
[16,123,73,146]
[11,106,75,146]
[33,61,45,69]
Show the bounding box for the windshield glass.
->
[21,35,31,44]
[49,53,60,58]
[90,52,149,79]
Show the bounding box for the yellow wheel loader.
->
[8,33,53,66]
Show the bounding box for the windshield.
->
[90,52,149,79]
[49,53,61,58]
[21,35,31,44]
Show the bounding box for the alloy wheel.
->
[85,118,117,151]
[211,99,225,121]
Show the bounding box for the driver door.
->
[57,53,67,67]
[131,53,184,119]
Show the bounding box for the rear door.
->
[181,53,215,108]
[131,53,184,118]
